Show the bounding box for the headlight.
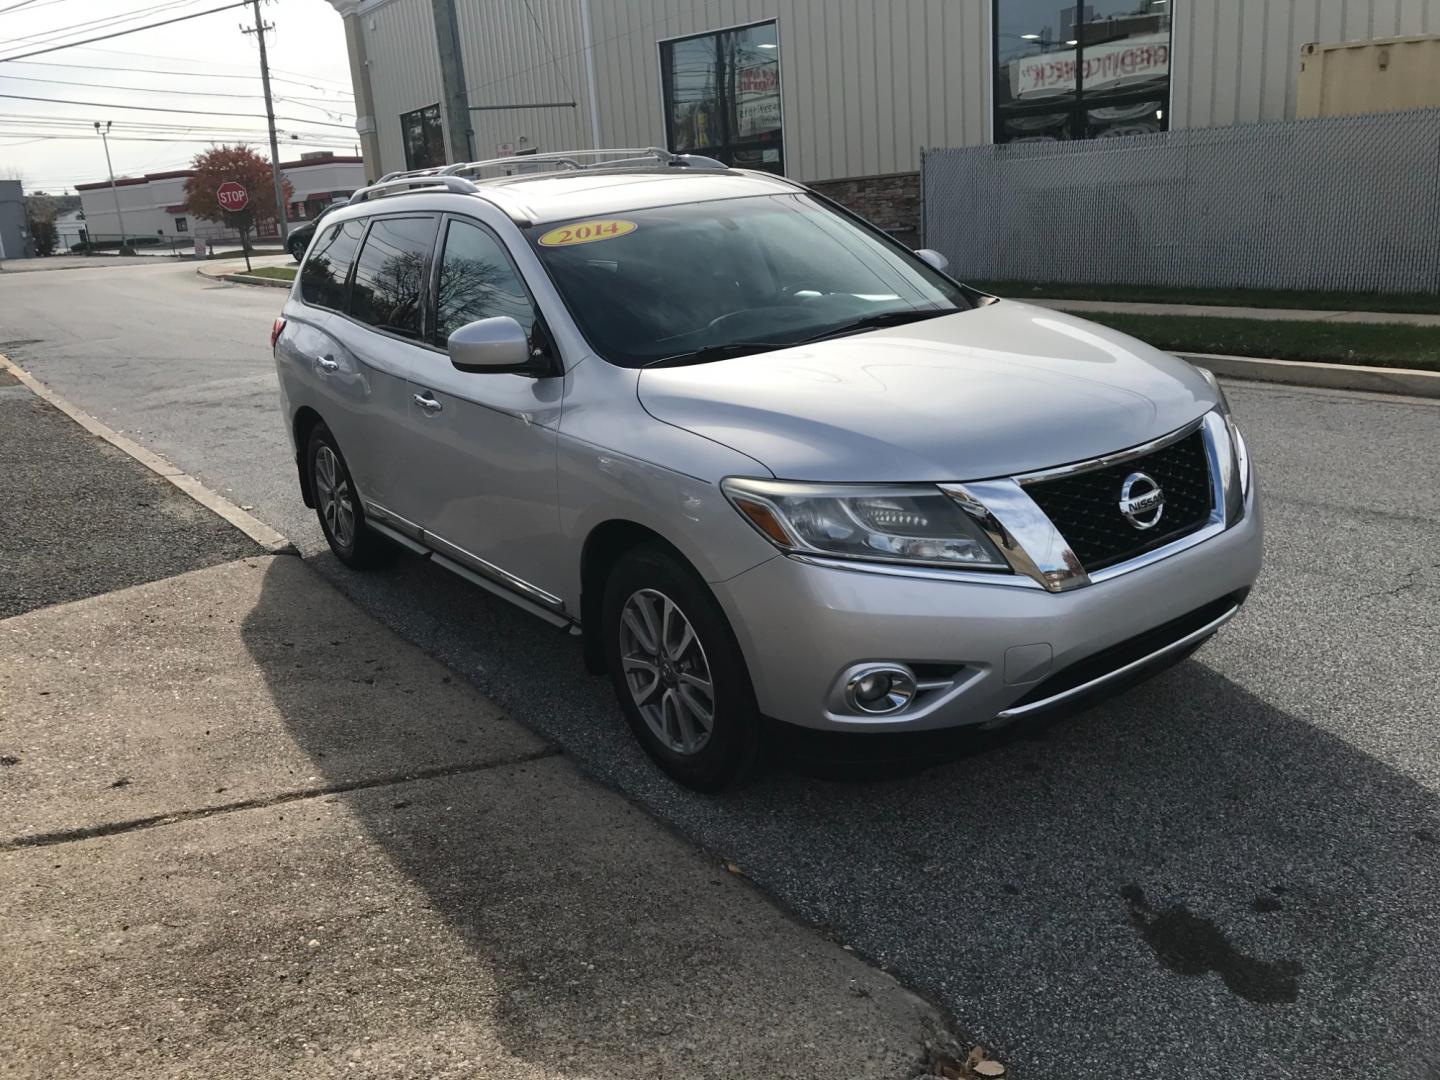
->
[1194,366,1252,498]
[721,478,1007,569]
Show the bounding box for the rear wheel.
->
[289,237,306,262]
[602,544,760,790]
[306,423,390,569]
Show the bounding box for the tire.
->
[602,543,761,791]
[289,239,305,263]
[306,423,391,569]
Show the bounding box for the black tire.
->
[289,239,306,263]
[305,423,391,569]
[602,543,761,791]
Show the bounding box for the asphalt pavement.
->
[3,259,1439,1079]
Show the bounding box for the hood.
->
[636,300,1219,482]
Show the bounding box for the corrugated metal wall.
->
[351,0,1440,180]
[1171,0,1440,127]
[584,0,991,180]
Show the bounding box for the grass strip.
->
[233,266,296,282]
[1082,313,1440,373]
[973,280,1440,316]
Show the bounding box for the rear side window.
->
[300,219,364,310]
[433,218,539,346]
[348,216,437,339]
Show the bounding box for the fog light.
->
[845,665,917,715]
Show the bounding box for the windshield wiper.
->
[644,341,791,369]
[797,308,954,345]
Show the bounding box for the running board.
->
[367,519,578,633]
[429,553,574,630]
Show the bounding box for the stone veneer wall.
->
[804,171,921,246]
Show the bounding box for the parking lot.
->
[3,259,1439,1079]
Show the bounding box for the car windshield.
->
[525,193,971,367]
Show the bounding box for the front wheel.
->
[602,544,761,791]
[289,238,306,262]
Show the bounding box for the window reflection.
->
[994,1,1171,143]
[300,218,365,310]
[433,219,540,347]
[662,21,783,174]
[349,217,436,338]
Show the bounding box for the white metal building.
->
[329,0,1440,236]
[75,154,366,246]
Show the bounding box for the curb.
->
[226,272,292,289]
[0,353,298,556]
[1176,352,1440,399]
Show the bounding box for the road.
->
[4,260,1439,1080]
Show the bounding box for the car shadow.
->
[242,552,1440,1080]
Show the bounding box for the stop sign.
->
[216,181,249,213]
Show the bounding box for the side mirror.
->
[915,248,949,273]
[448,316,532,373]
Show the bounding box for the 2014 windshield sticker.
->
[538,219,637,247]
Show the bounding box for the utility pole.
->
[242,0,288,246]
[430,0,474,162]
[92,121,131,254]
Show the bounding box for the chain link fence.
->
[922,108,1440,294]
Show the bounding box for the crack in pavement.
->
[0,746,560,852]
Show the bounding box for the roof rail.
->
[435,146,727,181]
[349,173,480,204]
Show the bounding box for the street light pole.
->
[93,120,130,253]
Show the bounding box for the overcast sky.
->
[0,0,354,194]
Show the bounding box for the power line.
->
[0,59,353,97]
[0,72,274,99]
[0,91,355,128]
[0,0,251,63]
[3,0,206,50]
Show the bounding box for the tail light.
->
[270,317,286,351]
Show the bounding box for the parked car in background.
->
[271,149,1261,790]
[286,202,342,262]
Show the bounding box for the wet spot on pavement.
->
[1122,884,1302,1004]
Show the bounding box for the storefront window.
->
[401,103,446,170]
[661,20,784,174]
[993,1,1171,143]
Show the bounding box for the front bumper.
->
[713,486,1263,733]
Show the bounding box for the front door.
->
[404,215,567,607]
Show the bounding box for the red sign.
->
[216,181,249,212]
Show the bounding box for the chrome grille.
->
[1023,430,1213,572]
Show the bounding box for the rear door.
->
[320,213,440,533]
[401,213,566,605]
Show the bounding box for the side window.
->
[348,216,437,339]
[433,218,540,347]
[300,218,365,310]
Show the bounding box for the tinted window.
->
[401,103,446,170]
[993,0,1171,144]
[433,218,539,346]
[528,194,968,367]
[348,216,436,339]
[661,20,783,174]
[300,218,365,309]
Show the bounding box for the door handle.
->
[413,392,443,414]
[315,355,339,372]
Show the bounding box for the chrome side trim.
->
[787,553,1045,589]
[942,479,1090,593]
[363,501,425,540]
[1013,416,1206,486]
[995,602,1240,720]
[423,531,566,612]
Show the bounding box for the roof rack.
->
[351,148,727,206]
[349,173,479,204]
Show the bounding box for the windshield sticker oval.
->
[538,219,637,247]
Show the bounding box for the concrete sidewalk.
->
[0,555,958,1079]
[1027,297,1440,327]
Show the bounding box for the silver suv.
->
[273,148,1261,790]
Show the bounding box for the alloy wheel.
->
[618,587,716,755]
[314,443,355,549]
